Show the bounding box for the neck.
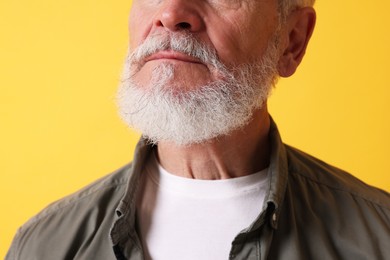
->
[156,106,271,180]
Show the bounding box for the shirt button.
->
[270,213,277,228]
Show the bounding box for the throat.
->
[155,110,271,180]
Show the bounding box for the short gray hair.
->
[278,0,316,20]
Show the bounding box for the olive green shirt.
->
[6,120,390,259]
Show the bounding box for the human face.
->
[118,0,281,145]
[128,0,280,92]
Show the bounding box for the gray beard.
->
[117,33,280,146]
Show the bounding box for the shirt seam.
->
[291,170,390,210]
[19,179,129,233]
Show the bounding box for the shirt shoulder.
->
[268,145,390,259]
[7,163,132,260]
[23,163,131,230]
[285,144,390,209]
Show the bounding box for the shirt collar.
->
[263,117,289,229]
[110,138,153,256]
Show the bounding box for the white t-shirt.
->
[136,154,269,260]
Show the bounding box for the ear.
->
[277,7,316,77]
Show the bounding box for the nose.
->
[154,0,204,32]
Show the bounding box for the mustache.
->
[128,32,222,69]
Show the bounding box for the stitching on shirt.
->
[291,170,390,211]
[19,175,129,233]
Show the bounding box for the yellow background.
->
[1,0,389,257]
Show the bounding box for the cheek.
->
[128,9,153,50]
[207,24,251,67]
[205,14,262,66]
[206,7,279,65]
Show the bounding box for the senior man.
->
[7,0,390,259]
